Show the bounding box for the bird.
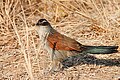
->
[35,19,118,72]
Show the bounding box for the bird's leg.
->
[50,59,63,73]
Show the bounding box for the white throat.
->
[35,25,53,54]
[36,26,50,42]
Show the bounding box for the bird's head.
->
[36,19,50,26]
[35,19,53,35]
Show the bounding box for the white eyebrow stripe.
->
[42,20,47,23]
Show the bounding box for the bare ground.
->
[0,0,120,80]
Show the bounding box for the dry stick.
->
[52,0,97,23]
[100,0,110,28]
[68,1,91,18]
[112,0,120,10]
[43,0,47,19]
[20,4,34,80]
[29,30,42,74]
[55,4,59,22]
[28,27,44,76]
[76,1,90,17]
[8,11,30,80]
[37,9,52,19]
[5,0,34,79]
[107,0,120,25]
[90,0,106,26]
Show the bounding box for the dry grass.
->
[0,0,120,80]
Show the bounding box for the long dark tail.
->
[82,46,118,54]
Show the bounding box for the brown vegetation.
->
[0,0,120,80]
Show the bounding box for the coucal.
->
[35,19,118,72]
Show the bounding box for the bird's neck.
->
[37,25,55,42]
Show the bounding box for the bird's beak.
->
[36,23,38,26]
[36,22,40,26]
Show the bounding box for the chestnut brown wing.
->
[47,32,83,52]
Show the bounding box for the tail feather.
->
[82,46,118,54]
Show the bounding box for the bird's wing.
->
[47,32,84,52]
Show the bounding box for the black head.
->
[36,19,50,26]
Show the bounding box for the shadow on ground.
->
[62,53,120,69]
